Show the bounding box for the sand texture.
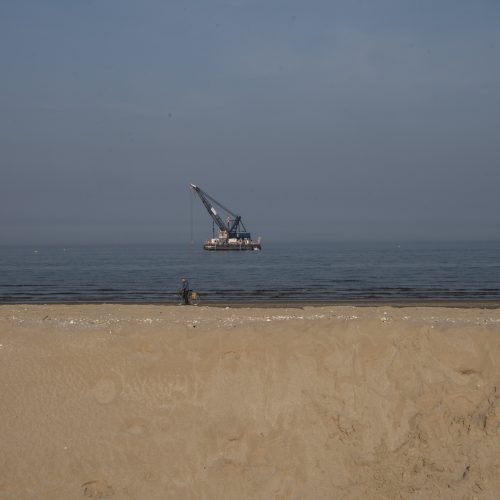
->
[1,304,500,499]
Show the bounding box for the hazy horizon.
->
[2,236,500,248]
[2,0,499,245]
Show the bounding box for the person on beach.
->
[181,277,190,305]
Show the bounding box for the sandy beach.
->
[1,304,499,499]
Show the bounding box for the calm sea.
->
[0,242,499,303]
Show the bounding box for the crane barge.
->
[190,184,262,251]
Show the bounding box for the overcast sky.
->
[1,0,499,244]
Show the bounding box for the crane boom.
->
[190,184,227,232]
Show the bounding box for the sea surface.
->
[0,242,499,303]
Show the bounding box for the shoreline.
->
[2,298,500,308]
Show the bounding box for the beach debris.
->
[380,311,391,323]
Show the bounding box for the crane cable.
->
[189,188,194,245]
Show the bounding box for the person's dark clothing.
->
[182,280,190,305]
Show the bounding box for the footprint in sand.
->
[125,418,148,436]
[81,479,114,497]
[91,378,120,404]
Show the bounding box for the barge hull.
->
[203,243,261,251]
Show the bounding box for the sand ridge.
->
[1,304,500,499]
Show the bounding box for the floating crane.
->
[190,184,262,251]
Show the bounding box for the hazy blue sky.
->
[1,0,499,244]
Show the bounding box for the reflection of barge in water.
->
[190,184,262,251]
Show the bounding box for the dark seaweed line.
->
[1,288,499,303]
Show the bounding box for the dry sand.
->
[1,304,500,499]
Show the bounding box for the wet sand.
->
[1,304,500,499]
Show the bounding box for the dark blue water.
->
[0,242,499,303]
